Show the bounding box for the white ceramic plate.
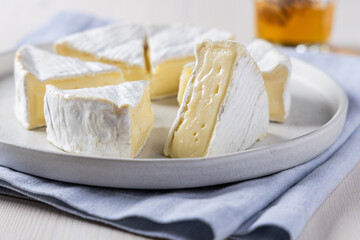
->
[0,47,348,189]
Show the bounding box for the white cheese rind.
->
[17,45,119,81]
[206,50,269,155]
[14,58,29,128]
[55,23,146,68]
[247,39,292,121]
[147,24,234,68]
[164,40,269,157]
[14,45,122,129]
[44,81,150,158]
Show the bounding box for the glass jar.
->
[255,0,335,46]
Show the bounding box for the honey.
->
[255,0,334,45]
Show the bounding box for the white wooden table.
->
[1,0,360,239]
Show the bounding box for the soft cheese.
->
[177,39,292,122]
[177,62,195,104]
[14,45,123,129]
[54,23,234,99]
[55,23,149,82]
[44,81,154,158]
[147,24,234,98]
[247,39,292,122]
[164,40,269,158]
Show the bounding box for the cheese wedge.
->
[247,39,291,122]
[14,45,124,129]
[164,40,269,158]
[147,24,234,98]
[44,81,154,158]
[177,62,195,104]
[177,39,292,122]
[54,23,149,82]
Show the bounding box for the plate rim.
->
[0,47,349,189]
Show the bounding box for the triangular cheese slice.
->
[147,24,234,98]
[177,39,292,123]
[247,39,292,122]
[44,81,153,158]
[164,40,269,158]
[54,23,235,99]
[14,45,124,129]
[55,23,149,82]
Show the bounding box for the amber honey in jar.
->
[255,0,335,45]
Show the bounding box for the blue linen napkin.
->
[1,10,360,240]
[16,11,113,48]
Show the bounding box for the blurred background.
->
[1,0,359,53]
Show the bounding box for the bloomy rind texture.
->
[13,45,122,129]
[13,58,30,128]
[55,23,146,68]
[54,23,234,99]
[164,40,269,157]
[147,24,235,69]
[44,81,152,158]
[206,43,269,155]
[17,45,120,81]
[247,39,292,122]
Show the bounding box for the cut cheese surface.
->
[177,39,292,123]
[55,23,149,82]
[147,24,234,98]
[164,40,269,158]
[44,81,154,158]
[54,23,234,99]
[247,39,292,122]
[14,45,124,129]
[150,56,195,98]
[177,62,195,104]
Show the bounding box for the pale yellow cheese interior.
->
[150,57,194,98]
[55,43,197,99]
[177,61,289,122]
[55,43,149,82]
[177,63,195,104]
[26,72,123,129]
[262,65,288,122]
[130,85,154,157]
[166,42,237,158]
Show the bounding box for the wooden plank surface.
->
[0,195,148,240]
[297,160,360,240]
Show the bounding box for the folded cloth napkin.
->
[16,11,112,48]
[1,10,360,240]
